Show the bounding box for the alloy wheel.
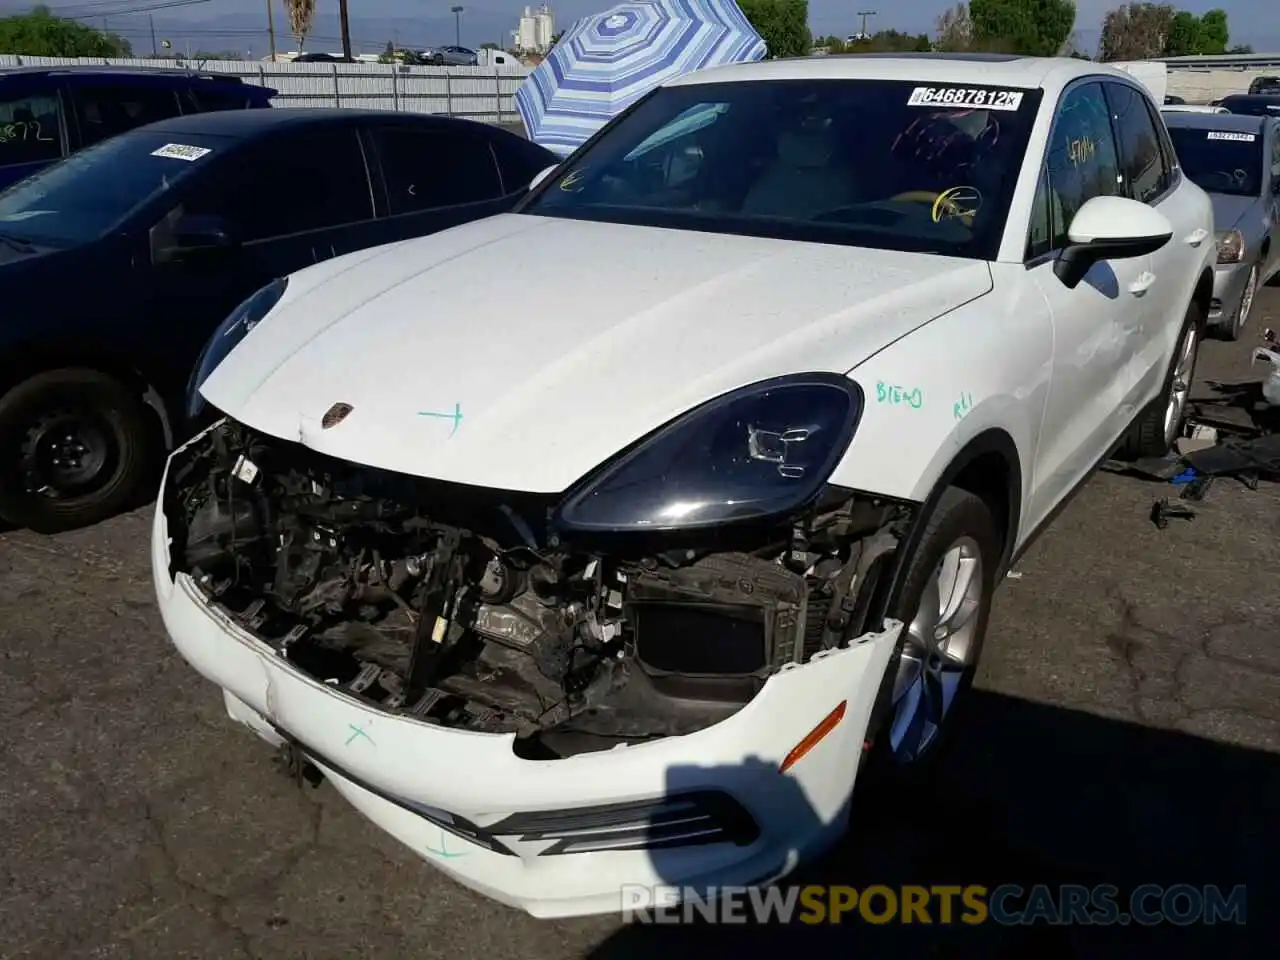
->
[1163,323,1199,447]
[886,536,985,764]
[1236,265,1258,337]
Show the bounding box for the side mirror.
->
[1053,195,1174,290]
[527,164,559,193]
[173,213,235,250]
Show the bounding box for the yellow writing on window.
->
[1069,137,1095,166]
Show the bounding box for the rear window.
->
[1167,125,1264,196]
[182,86,269,113]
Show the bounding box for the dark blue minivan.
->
[0,65,275,189]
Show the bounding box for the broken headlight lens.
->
[185,276,289,421]
[553,373,863,532]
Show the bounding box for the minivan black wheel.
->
[0,368,154,533]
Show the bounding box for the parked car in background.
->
[423,45,479,66]
[1162,104,1229,114]
[0,65,274,189]
[292,52,356,64]
[1248,76,1280,96]
[0,108,556,533]
[1164,112,1280,339]
[159,54,1215,918]
[1218,93,1280,117]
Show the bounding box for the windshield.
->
[0,130,228,245]
[519,79,1044,260]
[1168,126,1264,197]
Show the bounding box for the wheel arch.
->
[0,339,174,449]
[1192,267,1214,326]
[878,427,1023,618]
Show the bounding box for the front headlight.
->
[553,373,863,533]
[1216,229,1244,264]
[185,277,288,421]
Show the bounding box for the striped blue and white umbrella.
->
[514,0,766,157]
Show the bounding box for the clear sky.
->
[2,1,1275,59]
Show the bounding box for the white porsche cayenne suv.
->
[153,54,1216,917]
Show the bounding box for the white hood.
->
[201,214,992,492]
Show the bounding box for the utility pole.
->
[339,0,353,60]
[856,10,877,40]
[150,14,158,56]
[265,0,277,61]
[451,6,464,47]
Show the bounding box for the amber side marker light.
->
[779,701,848,773]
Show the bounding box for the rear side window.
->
[0,91,64,165]
[1104,82,1172,204]
[71,83,182,147]
[181,86,260,113]
[368,125,504,213]
[495,136,557,193]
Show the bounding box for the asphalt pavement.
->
[2,287,1279,959]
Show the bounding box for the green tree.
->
[0,5,131,57]
[738,0,810,59]
[848,29,933,53]
[969,0,1076,56]
[1197,8,1229,54]
[1098,2,1172,60]
[1164,10,1204,56]
[1099,3,1235,60]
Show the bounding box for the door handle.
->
[1184,228,1209,246]
[1128,271,1156,295]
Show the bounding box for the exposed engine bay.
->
[162,420,915,758]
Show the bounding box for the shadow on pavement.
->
[588,690,1278,958]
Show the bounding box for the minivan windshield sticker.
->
[1206,131,1256,141]
[151,142,212,161]
[907,87,1025,111]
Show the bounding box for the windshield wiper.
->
[0,231,35,254]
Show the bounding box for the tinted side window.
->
[0,91,63,165]
[1026,166,1053,260]
[496,137,556,193]
[370,126,503,214]
[1105,82,1172,203]
[181,87,254,113]
[71,83,181,147]
[181,128,372,242]
[1042,82,1123,251]
[1272,125,1280,178]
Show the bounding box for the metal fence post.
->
[392,67,400,112]
[495,70,503,123]
[333,65,341,107]
[444,70,452,116]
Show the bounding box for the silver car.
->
[1165,112,1280,339]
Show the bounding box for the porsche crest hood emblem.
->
[321,403,353,429]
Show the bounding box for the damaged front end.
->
[161,419,915,758]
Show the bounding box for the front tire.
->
[863,487,1000,782]
[1118,301,1202,460]
[0,368,155,534]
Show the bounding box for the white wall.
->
[1166,66,1276,103]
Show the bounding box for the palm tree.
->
[282,0,315,53]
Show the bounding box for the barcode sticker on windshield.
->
[1206,131,1256,141]
[151,142,211,161]
[907,86,1025,111]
